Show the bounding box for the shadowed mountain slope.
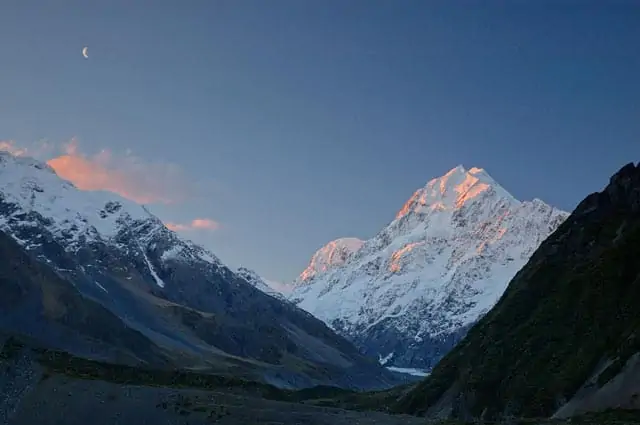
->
[0,151,399,390]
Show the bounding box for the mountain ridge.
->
[0,150,400,390]
[235,267,288,301]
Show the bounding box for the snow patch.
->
[379,352,394,366]
[140,248,165,288]
[197,250,218,265]
[161,245,183,262]
[386,367,430,377]
[95,281,109,293]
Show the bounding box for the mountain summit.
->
[394,165,515,220]
[289,165,568,371]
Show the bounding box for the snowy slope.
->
[295,237,364,285]
[0,152,221,269]
[289,165,569,370]
[236,267,288,300]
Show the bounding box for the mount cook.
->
[288,165,569,371]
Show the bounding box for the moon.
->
[82,46,89,59]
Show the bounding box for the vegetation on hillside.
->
[0,335,362,404]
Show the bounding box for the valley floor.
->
[7,375,427,425]
[8,375,640,425]
[2,339,639,425]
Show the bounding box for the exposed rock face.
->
[394,162,640,420]
[289,165,567,371]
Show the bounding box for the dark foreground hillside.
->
[0,335,426,425]
[393,162,640,420]
[3,334,640,425]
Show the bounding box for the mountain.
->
[289,165,568,371]
[295,238,365,285]
[0,229,169,366]
[394,162,640,420]
[0,151,399,390]
[236,267,287,301]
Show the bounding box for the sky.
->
[0,1,639,284]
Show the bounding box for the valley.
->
[3,337,640,425]
[1,154,639,425]
[0,336,423,425]
[3,336,639,425]
[2,3,638,424]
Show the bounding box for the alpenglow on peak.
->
[295,237,365,286]
[395,165,516,219]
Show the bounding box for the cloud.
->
[0,139,55,159]
[45,139,192,205]
[3,138,221,227]
[0,140,29,157]
[165,222,188,232]
[191,218,219,230]
[165,218,220,232]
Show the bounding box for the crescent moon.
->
[82,47,89,59]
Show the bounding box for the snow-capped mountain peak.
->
[0,152,153,241]
[395,165,515,220]
[0,150,222,271]
[289,165,569,371]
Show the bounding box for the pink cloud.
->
[0,139,55,159]
[191,218,219,230]
[165,222,189,232]
[165,218,220,232]
[0,140,29,157]
[45,139,191,205]
[2,139,220,227]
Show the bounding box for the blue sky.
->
[1,1,639,283]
